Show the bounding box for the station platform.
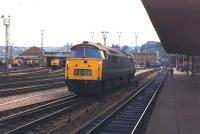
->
[146,69,200,134]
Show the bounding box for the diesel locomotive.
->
[0,59,6,65]
[26,59,40,66]
[51,58,65,68]
[26,60,33,66]
[65,41,136,96]
[12,59,24,66]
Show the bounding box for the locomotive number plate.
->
[74,69,92,76]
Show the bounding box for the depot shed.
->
[44,52,70,67]
[18,46,43,65]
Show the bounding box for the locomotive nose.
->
[65,58,102,80]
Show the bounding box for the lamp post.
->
[1,15,10,75]
[135,32,138,53]
[91,32,94,42]
[10,43,13,64]
[41,29,44,50]
[118,32,122,46]
[40,29,44,66]
[101,31,109,46]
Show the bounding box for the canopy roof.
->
[142,0,200,56]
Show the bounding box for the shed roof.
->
[19,46,43,57]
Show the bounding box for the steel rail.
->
[0,94,77,123]
[0,94,87,134]
[5,99,87,134]
[79,71,167,134]
[0,81,65,96]
[0,93,74,118]
[0,72,64,83]
[0,67,47,74]
[0,77,64,88]
[0,67,49,76]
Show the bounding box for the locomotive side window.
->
[100,51,105,59]
[101,50,108,59]
[104,51,108,59]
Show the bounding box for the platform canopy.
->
[141,0,200,56]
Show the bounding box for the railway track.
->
[0,65,34,72]
[0,66,48,76]
[0,93,74,119]
[77,71,167,134]
[0,94,87,134]
[0,69,161,134]
[0,69,50,79]
[0,71,64,82]
[43,69,160,134]
[0,81,65,96]
[0,69,65,96]
[0,74,64,88]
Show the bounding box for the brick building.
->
[19,46,43,60]
[18,46,71,67]
[134,53,157,67]
[18,46,43,66]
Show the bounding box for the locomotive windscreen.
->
[71,47,100,58]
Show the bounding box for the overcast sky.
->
[0,0,160,47]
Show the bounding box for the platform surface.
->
[146,70,200,134]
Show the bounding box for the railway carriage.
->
[65,41,136,96]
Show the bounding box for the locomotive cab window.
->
[71,47,84,58]
[71,47,100,58]
[85,47,100,58]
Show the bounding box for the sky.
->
[0,0,160,47]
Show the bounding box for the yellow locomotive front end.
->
[1,59,6,64]
[12,59,20,66]
[51,58,60,67]
[26,60,33,65]
[65,42,103,95]
[66,59,102,81]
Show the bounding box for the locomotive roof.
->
[71,41,134,58]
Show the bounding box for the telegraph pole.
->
[91,32,94,42]
[118,32,121,46]
[1,15,10,75]
[41,29,44,50]
[40,29,44,66]
[101,31,109,46]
